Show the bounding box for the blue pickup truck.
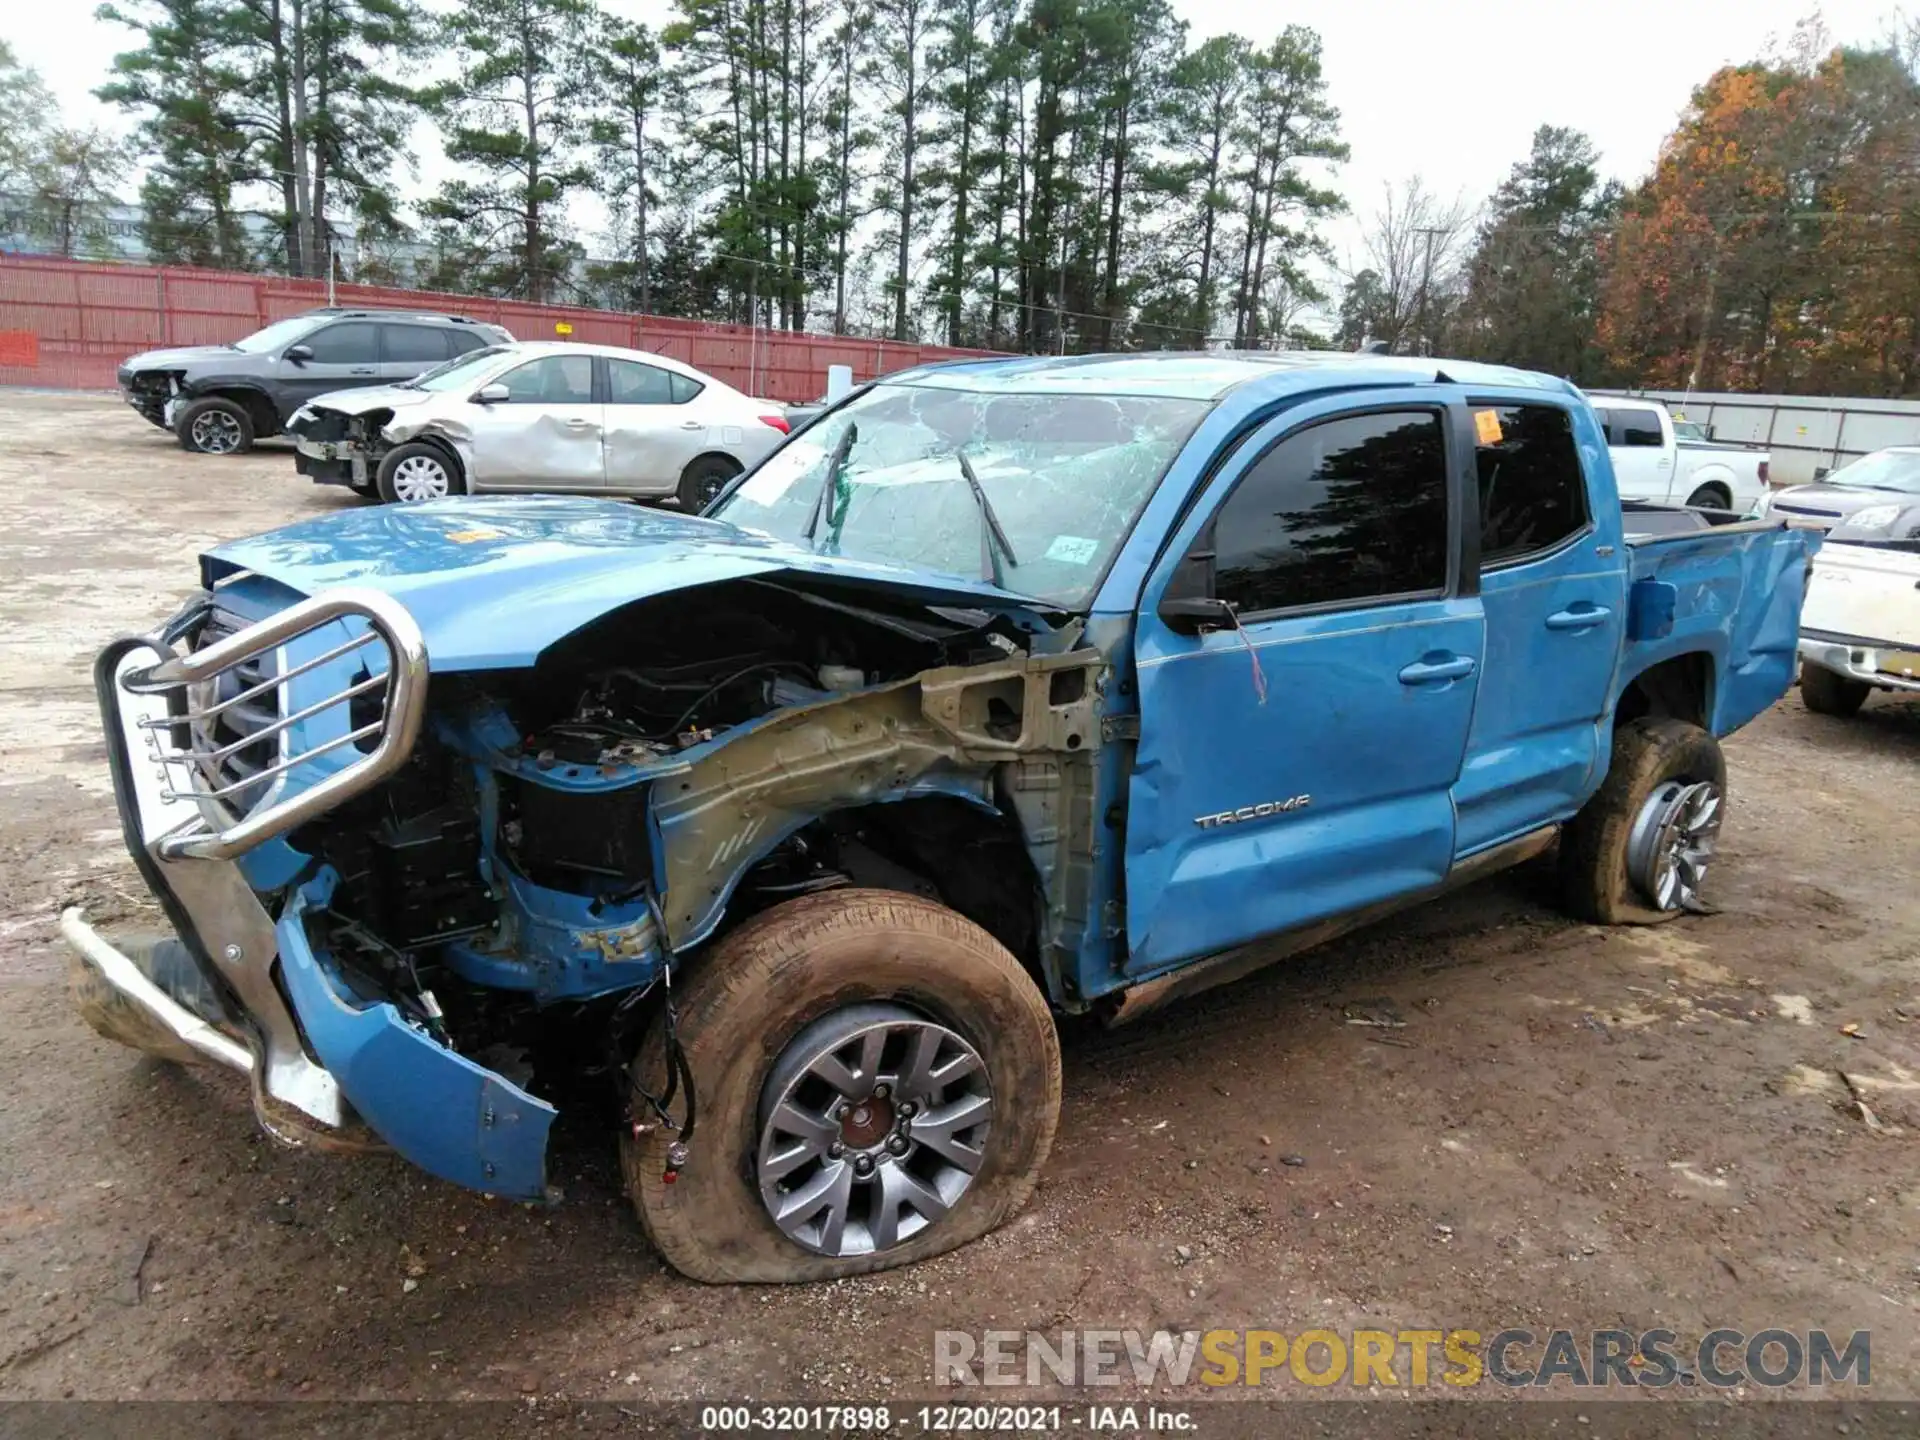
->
[66,352,1815,1282]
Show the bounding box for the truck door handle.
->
[564,418,596,429]
[1398,655,1476,686]
[349,367,377,376]
[680,421,704,430]
[1546,604,1612,631]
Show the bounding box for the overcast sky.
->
[4,0,1912,288]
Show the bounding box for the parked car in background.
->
[286,342,790,508]
[1586,397,1771,512]
[117,309,515,455]
[1754,445,1920,532]
[1797,501,1920,715]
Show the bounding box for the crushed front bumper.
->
[64,593,555,1198]
[1799,633,1920,693]
[294,437,369,488]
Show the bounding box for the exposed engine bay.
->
[270,576,1101,1100]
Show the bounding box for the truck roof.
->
[887,350,1573,402]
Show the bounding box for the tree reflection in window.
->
[1212,411,1449,615]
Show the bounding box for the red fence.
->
[0,254,1001,401]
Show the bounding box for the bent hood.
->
[122,345,249,372]
[298,384,434,419]
[1772,484,1912,520]
[201,495,1062,671]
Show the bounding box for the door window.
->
[1209,410,1451,616]
[606,359,677,405]
[380,324,452,364]
[1474,404,1590,565]
[1609,408,1664,447]
[301,323,378,364]
[499,354,595,404]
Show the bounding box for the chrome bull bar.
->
[69,586,429,1138]
[125,588,430,861]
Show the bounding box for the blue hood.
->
[202,496,1057,671]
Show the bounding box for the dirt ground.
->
[1,389,1917,1416]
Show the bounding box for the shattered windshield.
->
[710,382,1210,606]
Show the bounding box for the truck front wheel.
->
[623,889,1061,1283]
[1560,718,1728,925]
[1799,661,1870,718]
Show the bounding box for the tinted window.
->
[669,372,704,404]
[607,359,676,404]
[1476,405,1590,564]
[446,328,487,355]
[1612,408,1664,448]
[1211,411,1450,615]
[499,354,594,404]
[381,324,451,364]
[301,323,377,364]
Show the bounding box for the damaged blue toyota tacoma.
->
[65,353,1817,1282]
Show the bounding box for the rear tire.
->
[376,442,466,504]
[174,397,255,455]
[624,889,1061,1283]
[677,454,741,512]
[1799,661,1870,717]
[1560,718,1727,925]
[1684,483,1731,510]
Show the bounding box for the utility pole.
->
[1413,226,1445,357]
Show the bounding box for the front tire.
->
[1560,718,1727,925]
[376,442,465,504]
[624,889,1061,1283]
[174,397,255,455]
[677,454,741,512]
[1800,661,1870,717]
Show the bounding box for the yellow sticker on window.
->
[1474,409,1503,446]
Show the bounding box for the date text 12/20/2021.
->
[698,1406,1196,1432]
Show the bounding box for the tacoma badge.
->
[1194,796,1312,829]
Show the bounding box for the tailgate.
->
[1803,541,1920,648]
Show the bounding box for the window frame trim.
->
[1465,397,1597,573]
[1188,400,1471,627]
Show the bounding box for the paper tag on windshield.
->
[1044,535,1099,565]
[1474,409,1503,446]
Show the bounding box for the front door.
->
[278,320,382,406]
[1453,400,1629,853]
[1124,401,1484,976]
[467,352,605,490]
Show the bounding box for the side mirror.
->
[1159,596,1236,633]
[474,383,509,404]
[284,344,313,364]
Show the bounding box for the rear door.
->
[278,320,380,407]
[1123,397,1484,975]
[601,357,707,495]
[377,322,454,383]
[1598,403,1675,502]
[466,352,605,489]
[1453,399,1628,853]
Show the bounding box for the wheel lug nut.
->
[834,1104,850,1121]
[853,1155,874,1176]
[886,1135,908,1155]
[898,1100,917,1117]
[829,1141,845,1158]
[873,1083,891,1099]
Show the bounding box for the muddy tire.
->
[676,454,740,512]
[1684,482,1731,510]
[624,889,1060,1284]
[174,397,255,455]
[376,442,465,503]
[1560,718,1727,925]
[1799,661,1870,718]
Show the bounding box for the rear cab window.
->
[1472,404,1591,565]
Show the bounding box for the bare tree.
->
[1342,176,1475,354]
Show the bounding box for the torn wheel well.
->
[1616,652,1712,729]
[732,796,1045,983]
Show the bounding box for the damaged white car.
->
[1798,501,1920,716]
[287,342,792,510]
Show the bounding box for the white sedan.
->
[286,341,792,508]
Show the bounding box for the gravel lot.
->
[1,388,1917,1413]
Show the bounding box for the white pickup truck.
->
[1798,521,1920,717]
[1588,397,1772,513]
